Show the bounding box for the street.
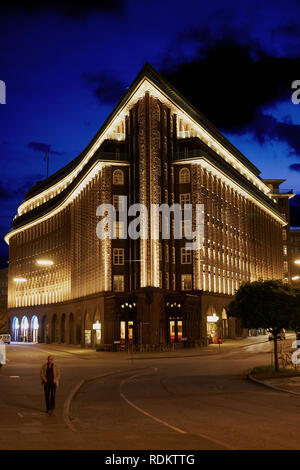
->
[0,337,299,450]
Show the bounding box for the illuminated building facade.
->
[6,64,286,347]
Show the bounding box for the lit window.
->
[181,274,192,291]
[113,275,124,292]
[179,168,190,184]
[113,221,124,238]
[282,229,287,241]
[181,248,192,264]
[113,169,124,185]
[283,245,288,256]
[113,248,124,265]
[113,195,125,211]
[179,193,191,209]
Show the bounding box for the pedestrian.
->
[40,355,60,415]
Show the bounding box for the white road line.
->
[119,369,236,450]
[63,368,146,433]
[17,412,23,418]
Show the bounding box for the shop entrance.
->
[169,319,183,343]
[120,320,134,345]
[206,306,219,343]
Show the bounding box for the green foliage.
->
[228,280,296,334]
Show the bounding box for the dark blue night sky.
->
[1,0,300,266]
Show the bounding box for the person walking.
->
[40,355,60,415]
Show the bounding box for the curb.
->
[247,371,300,397]
[63,367,148,433]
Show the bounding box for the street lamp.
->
[295,260,300,265]
[292,275,300,281]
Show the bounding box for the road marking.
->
[120,369,235,450]
[120,371,187,435]
[17,413,23,418]
[63,368,147,433]
[9,376,20,378]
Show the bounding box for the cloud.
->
[161,37,300,131]
[28,141,66,156]
[83,72,126,105]
[0,174,44,202]
[233,113,300,158]
[290,164,300,173]
[3,0,124,18]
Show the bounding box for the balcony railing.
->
[96,151,129,161]
[173,149,202,160]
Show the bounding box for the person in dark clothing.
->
[40,356,60,415]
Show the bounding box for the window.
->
[181,248,192,264]
[159,243,162,261]
[165,245,169,263]
[283,261,288,273]
[179,193,191,209]
[179,167,190,184]
[113,169,124,185]
[113,275,124,292]
[113,221,124,238]
[113,248,124,265]
[172,274,176,290]
[172,247,175,264]
[181,219,192,238]
[181,274,192,291]
[113,195,125,211]
[165,272,169,289]
[283,245,288,256]
[282,229,287,241]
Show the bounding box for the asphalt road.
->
[0,336,299,450]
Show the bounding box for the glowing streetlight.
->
[295,260,300,265]
[292,275,300,281]
[36,259,54,266]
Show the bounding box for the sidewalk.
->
[26,334,271,361]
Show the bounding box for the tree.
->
[228,280,296,371]
[290,287,300,339]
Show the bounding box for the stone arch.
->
[12,316,20,342]
[76,313,82,345]
[92,309,101,347]
[60,314,66,343]
[41,315,48,343]
[31,315,39,343]
[51,314,58,343]
[21,315,29,342]
[84,312,92,346]
[69,313,75,344]
[206,305,220,341]
[221,308,229,338]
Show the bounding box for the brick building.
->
[5,64,286,347]
[290,227,300,283]
[0,267,8,333]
